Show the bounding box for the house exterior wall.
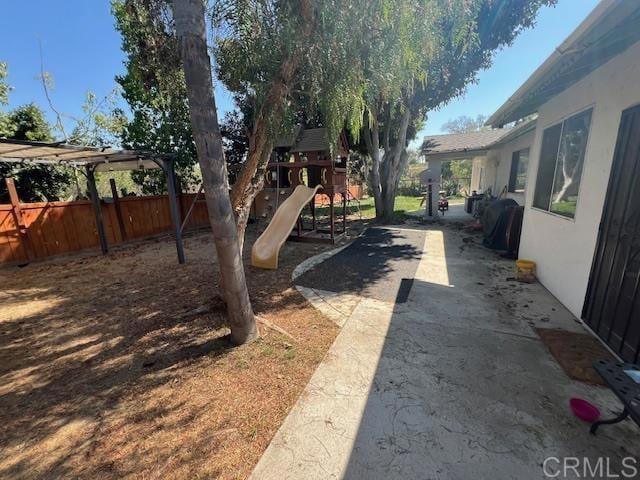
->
[421,159,442,188]
[492,129,535,205]
[519,40,640,318]
[470,155,489,193]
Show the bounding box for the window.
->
[533,108,592,218]
[508,148,529,192]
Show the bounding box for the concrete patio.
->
[250,223,639,479]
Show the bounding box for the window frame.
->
[508,148,529,193]
[531,106,594,221]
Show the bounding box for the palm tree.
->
[172,0,257,345]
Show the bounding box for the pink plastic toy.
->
[570,398,601,423]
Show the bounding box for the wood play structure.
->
[251,127,350,269]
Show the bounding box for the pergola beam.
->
[0,157,89,167]
[0,139,186,264]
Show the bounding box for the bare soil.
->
[536,328,614,386]
[0,220,367,479]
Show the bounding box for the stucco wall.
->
[421,160,442,188]
[519,40,640,318]
[470,155,490,193]
[492,129,535,205]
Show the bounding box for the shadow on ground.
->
[295,227,424,303]
[252,221,640,479]
[0,225,345,479]
[339,227,639,479]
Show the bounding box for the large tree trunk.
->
[173,0,257,345]
[380,148,408,220]
[363,108,383,218]
[230,73,290,253]
[365,105,411,222]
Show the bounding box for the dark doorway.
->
[583,104,640,363]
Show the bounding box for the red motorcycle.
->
[438,191,449,215]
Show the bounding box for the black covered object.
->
[465,194,483,214]
[482,198,518,250]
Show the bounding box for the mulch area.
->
[0,219,368,479]
[536,328,616,386]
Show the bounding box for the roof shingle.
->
[420,129,508,155]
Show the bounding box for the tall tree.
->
[442,114,490,134]
[220,110,249,185]
[0,61,11,137]
[359,0,554,221]
[112,0,200,195]
[173,0,257,345]
[214,0,363,248]
[0,103,72,202]
[121,0,364,249]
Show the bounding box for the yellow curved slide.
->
[251,184,321,269]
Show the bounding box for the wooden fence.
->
[0,183,365,266]
[0,193,209,265]
[314,184,364,205]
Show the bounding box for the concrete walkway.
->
[251,224,639,480]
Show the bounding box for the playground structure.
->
[251,127,351,269]
[251,184,322,269]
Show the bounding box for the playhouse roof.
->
[274,127,336,153]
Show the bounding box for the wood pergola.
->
[0,139,186,264]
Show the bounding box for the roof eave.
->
[487,0,624,127]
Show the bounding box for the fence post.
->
[163,158,186,264]
[86,166,109,255]
[5,178,34,261]
[427,179,433,217]
[109,178,127,242]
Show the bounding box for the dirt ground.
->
[0,220,367,479]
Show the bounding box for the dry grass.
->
[0,221,367,479]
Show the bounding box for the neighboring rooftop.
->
[420,129,508,158]
[488,0,640,127]
[420,118,537,160]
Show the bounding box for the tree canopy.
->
[112,0,200,194]
[442,115,490,134]
[0,103,73,202]
[355,0,555,219]
[113,0,554,225]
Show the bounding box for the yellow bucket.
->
[516,259,536,283]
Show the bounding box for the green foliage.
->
[0,103,73,202]
[363,0,554,138]
[95,171,143,198]
[220,110,249,184]
[112,0,553,212]
[441,158,472,180]
[0,62,11,138]
[112,0,199,194]
[0,61,9,106]
[69,91,128,147]
[354,0,554,217]
[442,115,489,134]
[213,0,369,148]
[6,103,53,142]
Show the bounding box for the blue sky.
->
[1,0,599,148]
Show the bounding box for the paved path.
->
[251,225,639,480]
